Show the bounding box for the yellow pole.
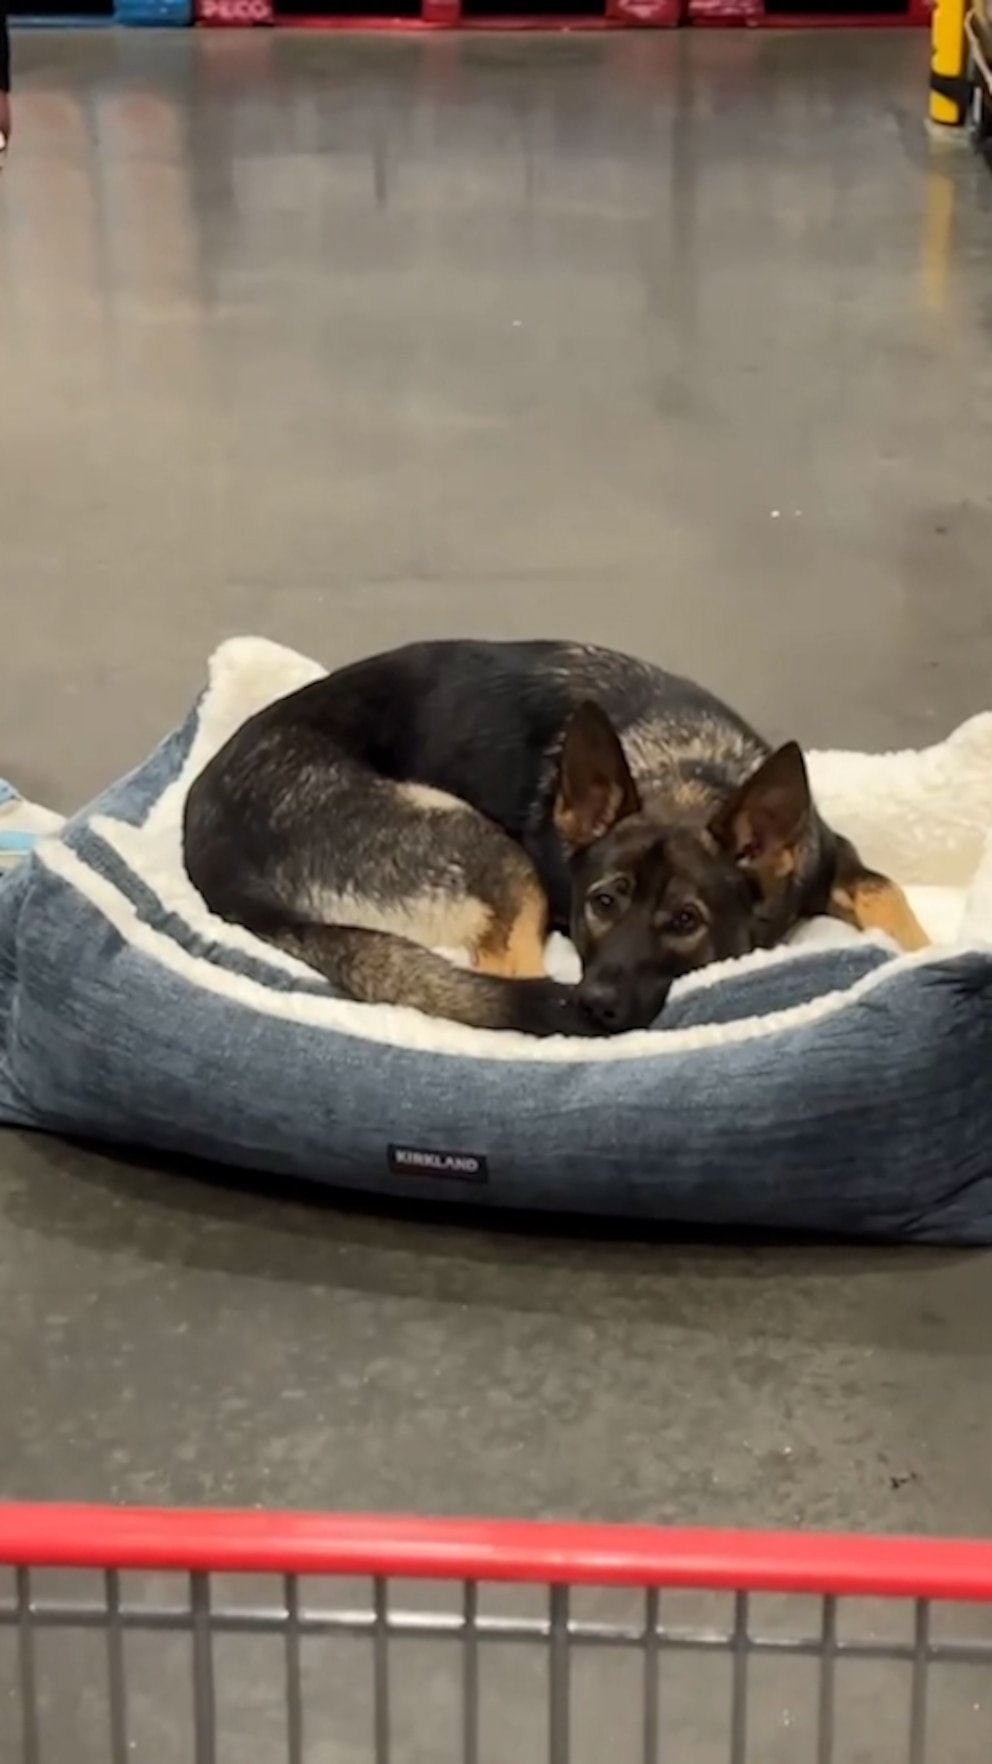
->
[930,0,969,126]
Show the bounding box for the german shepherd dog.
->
[184,640,928,1037]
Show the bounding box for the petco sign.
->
[198,0,272,23]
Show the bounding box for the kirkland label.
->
[387,1144,488,1183]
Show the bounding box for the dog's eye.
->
[668,905,702,937]
[588,878,631,919]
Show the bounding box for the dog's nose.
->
[579,972,670,1034]
[579,977,627,1032]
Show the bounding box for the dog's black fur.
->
[184,640,927,1035]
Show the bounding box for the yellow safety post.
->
[930,0,970,126]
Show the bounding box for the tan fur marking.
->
[472,876,549,980]
[769,846,797,882]
[830,877,929,952]
[731,833,797,897]
[397,782,465,814]
[668,777,718,815]
[620,715,759,784]
[503,878,550,978]
[553,800,581,846]
[554,784,626,850]
[307,885,491,957]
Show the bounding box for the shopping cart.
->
[3,1505,992,1764]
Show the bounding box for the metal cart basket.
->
[3,1504,992,1763]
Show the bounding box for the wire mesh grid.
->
[4,1508,992,1763]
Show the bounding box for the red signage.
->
[198,0,273,23]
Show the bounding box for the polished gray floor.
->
[3,26,992,1762]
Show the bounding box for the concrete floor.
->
[3,24,992,1761]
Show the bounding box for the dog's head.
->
[554,701,819,1032]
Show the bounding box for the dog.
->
[183,639,928,1037]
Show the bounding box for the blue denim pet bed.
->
[2,638,992,1244]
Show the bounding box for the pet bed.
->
[2,638,992,1244]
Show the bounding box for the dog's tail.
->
[256,919,598,1038]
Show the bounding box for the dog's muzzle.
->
[577,969,671,1034]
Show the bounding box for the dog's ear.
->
[554,701,641,849]
[709,742,811,885]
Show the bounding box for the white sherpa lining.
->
[37,637,992,1065]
